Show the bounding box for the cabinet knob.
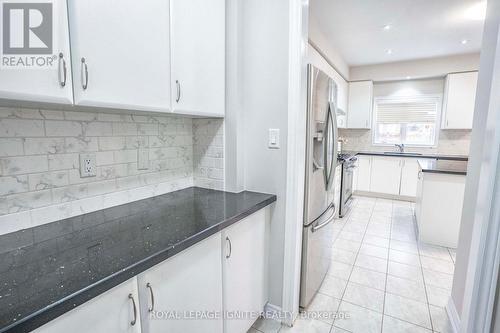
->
[128,294,137,326]
[225,236,232,259]
[58,53,67,87]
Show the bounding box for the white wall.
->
[308,17,350,79]
[225,0,291,307]
[451,0,500,323]
[350,53,480,82]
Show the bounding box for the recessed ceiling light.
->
[461,39,469,45]
[464,2,487,21]
[406,76,411,80]
[383,24,392,31]
[386,49,393,55]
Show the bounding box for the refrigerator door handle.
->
[312,203,336,232]
[325,103,336,190]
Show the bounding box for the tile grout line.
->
[379,198,394,333]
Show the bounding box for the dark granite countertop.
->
[0,187,276,333]
[418,159,468,175]
[341,150,468,161]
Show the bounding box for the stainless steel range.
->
[338,154,357,217]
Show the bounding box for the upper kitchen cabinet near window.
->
[0,1,73,104]
[68,0,171,112]
[170,0,225,117]
[347,80,373,129]
[441,71,478,129]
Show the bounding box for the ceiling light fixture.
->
[386,49,393,55]
[461,39,469,45]
[406,76,411,80]
[383,24,392,30]
[464,2,487,21]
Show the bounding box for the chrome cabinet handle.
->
[146,283,155,312]
[225,236,232,259]
[176,80,181,102]
[58,53,67,87]
[128,294,137,326]
[312,203,336,232]
[81,57,88,90]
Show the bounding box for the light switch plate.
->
[268,128,280,149]
[137,149,149,170]
[79,153,96,178]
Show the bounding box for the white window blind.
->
[376,98,438,124]
[373,95,441,146]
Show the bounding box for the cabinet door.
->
[137,233,223,333]
[354,156,372,192]
[370,156,402,195]
[415,169,424,230]
[442,71,478,129]
[33,278,141,333]
[347,81,373,129]
[68,0,171,112]
[223,209,268,333]
[0,1,73,104]
[399,158,420,197]
[170,0,225,117]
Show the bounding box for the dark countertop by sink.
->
[418,159,468,175]
[0,187,276,333]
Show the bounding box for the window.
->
[373,96,440,146]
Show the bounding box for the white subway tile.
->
[138,123,159,135]
[48,153,79,170]
[39,109,65,120]
[0,119,44,137]
[113,149,137,164]
[0,175,29,195]
[98,137,126,151]
[112,122,137,136]
[96,151,114,166]
[45,120,83,137]
[24,137,65,155]
[64,137,99,152]
[0,155,48,175]
[28,171,69,191]
[64,111,99,121]
[0,138,24,156]
[82,122,113,136]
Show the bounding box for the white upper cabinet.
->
[347,81,373,129]
[137,233,223,333]
[0,1,73,104]
[170,0,225,117]
[68,0,171,112]
[441,71,478,129]
[370,156,402,195]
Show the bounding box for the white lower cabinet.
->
[31,208,270,333]
[223,208,268,333]
[137,233,223,333]
[33,277,142,333]
[353,156,372,192]
[399,158,420,197]
[370,156,401,195]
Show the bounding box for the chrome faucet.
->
[395,144,405,153]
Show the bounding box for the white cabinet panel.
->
[370,156,402,195]
[0,1,73,104]
[399,158,420,197]
[68,0,171,112]
[138,233,223,333]
[353,156,372,192]
[33,277,141,333]
[347,81,373,129]
[223,209,268,333]
[442,71,478,129]
[170,0,225,117]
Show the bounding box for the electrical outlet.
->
[137,149,149,170]
[79,153,96,178]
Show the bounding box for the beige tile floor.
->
[249,196,457,333]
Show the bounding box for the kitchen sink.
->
[383,152,423,156]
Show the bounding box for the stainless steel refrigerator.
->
[299,64,339,308]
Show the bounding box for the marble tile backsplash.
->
[339,129,471,156]
[0,107,224,234]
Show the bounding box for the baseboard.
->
[446,297,460,333]
[353,191,416,202]
[263,303,287,325]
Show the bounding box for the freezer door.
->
[299,202,336,308]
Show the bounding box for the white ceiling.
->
[310,0,485,66]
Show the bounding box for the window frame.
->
[371,94,442,148]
